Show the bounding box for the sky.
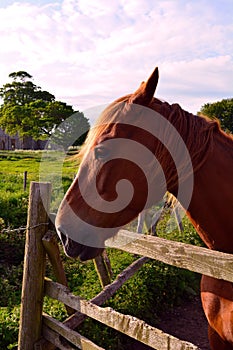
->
[0,0,232,121]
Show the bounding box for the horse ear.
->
[131,67,159,105]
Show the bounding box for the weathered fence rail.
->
[42,312,105,350]
[18,182,233,350]
[44,279,200,350]
[107,230,233,282]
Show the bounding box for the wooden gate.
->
[18,182,233,350]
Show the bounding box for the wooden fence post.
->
[18,182,51,350]
[42,231,75,316]
[23,171,27,191]
[93,252,112,288]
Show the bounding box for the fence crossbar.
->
[106,230,233,282]
[44,279,200,350]
[42,313,105,350]
[63,256,149,330]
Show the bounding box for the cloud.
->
[0,0,232,116]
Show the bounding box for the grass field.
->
[0,150,77,227]
[0,151,203,350]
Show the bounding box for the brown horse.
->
[56,67,233,350]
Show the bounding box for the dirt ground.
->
[158,295,210,350]
[122,295,210,350]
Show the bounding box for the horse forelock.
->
[77,96,132,160]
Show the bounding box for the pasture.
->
[0,151,203,350]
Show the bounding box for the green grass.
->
[0,150,77,349]
[0,151,203,350]
[0,150,78,226]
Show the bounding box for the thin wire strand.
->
[2,222,50,234]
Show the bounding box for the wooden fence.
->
[18,182,233,350]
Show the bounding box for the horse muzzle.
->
[57,229,104,261]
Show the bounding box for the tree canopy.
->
[198,98,233,134]
[0,71,90,146]
[0,71,55,106]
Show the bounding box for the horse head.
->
[55,67,182,260]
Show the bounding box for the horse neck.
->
[184,127,233,252]
[159,102,216,171]
[151,101,233,252]
[150,101,215,193]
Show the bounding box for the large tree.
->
[0,71,55,106]
[198,98,233,134]
[0,71,90,145]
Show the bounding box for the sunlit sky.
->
[0,0,232,120]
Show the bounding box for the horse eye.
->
[94,146,110,160]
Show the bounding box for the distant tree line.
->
[198,98,233,134]
[1,71,231,149]
[0,71,90,148]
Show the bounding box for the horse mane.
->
[78,96,233,179]
[150,100,218,171]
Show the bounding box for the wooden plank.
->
[18,182,51,350]
[63,256,149,330]
[42,231,75,316]
[42,231,68,287]
[44,279,200,350]
[107,230,233,282]
[36,326,76,350]
[93,252,111,288]
[42,313,105,350]
[37,257,149,350]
